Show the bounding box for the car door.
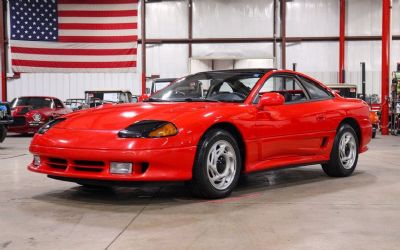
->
[254,74,328,161]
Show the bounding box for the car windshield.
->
[150,71,265,103]
[11,97,52,109]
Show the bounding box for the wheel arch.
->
[338,117,362,144]
[198,122,246,171]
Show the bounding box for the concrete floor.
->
[0,135,400,250]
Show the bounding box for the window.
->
[254,75,309,104]
[54,99,64,109]
[299,76,332,100]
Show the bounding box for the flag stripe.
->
[11,46,137,56]
[12,60,137,68]
[58,35,138,43]
[59,29,137,36]
[59,0,138,4]
[13,66,137,73]
[59,10,137,17]
[59,16,137,24]
[12,53,137,62]
[58,3,138,11]
[59,23,137,30]
[11,40,137,49]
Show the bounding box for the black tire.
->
[372,130,376,139]
[0,125,7,143]
[322,124,359,177]
[189,129,242,199]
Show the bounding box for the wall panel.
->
[286,42,339,83]
[286,0,339,37]
[346,0,381,36]
[193,0,274,38]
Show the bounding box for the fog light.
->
[110,162,132,174]
[33,155,41,168]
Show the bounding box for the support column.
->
[280,0,286,70]
[0,0,7,101]
[339,0,345,83]
[140,0,146,94]
[188,0,193,58]
[381,0,391,135]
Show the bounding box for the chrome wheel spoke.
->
[206,140,237,190]
[338,132,357,169]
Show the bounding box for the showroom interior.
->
[1,0,400,249]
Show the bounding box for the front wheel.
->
[322,124,359,177]
[189,129,241,199]
[0,125,7,143]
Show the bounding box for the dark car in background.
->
[9,96,72,134]
[0,102,13,142]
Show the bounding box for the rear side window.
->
[299,76,332,100]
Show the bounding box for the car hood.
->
[59,102,215,130]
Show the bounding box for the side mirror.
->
[257,92,285,110]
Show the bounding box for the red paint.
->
[12,60,136,68]
[59,0,138,4]
[257,92,285,109]
[0,1,6,102]
[339,0,345,83]
[58,35,138,43]
[59,23,138,30]
[27,70,372,183]
[9,96,72,134]
[58,10,138,18]
[11,47,137,56]
[381,0,390,135]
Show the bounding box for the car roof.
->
[195,68,275,75]
[15,96,56,99]
[154,78,177,82]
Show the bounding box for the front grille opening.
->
[74,160,104,167]
[48,164,67,170]
[48,158,68,164]
[73,167,103,173]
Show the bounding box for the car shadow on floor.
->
[31,166,377,210]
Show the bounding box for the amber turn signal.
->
[148,123,178,138]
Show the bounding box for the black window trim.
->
[251,73,312,105]
[295,75,334,102]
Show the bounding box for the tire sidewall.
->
[331,125,359,176]
[193,129,242,198]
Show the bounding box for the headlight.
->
[118,120,178,138]
[38,118,66,134]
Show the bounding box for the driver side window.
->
[254,75,309,104]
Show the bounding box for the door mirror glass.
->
[257,93,285,109]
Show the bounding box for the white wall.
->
[5,0,399,101]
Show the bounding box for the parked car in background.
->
[28,69,372,199]
[149,78,177,94]
[0,102,13,142]
[327,83,379,138]
[65,98,85,111]
[9,96,72,134]
[82,90,135,109]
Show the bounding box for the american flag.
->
[10,0,138,73]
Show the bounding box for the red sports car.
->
[28,69,372,199]
[10,96,72,134]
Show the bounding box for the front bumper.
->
[28,145,196,182]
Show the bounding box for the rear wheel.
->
[189,129,241,199]
[0,125,7,143]
[322,124,359,177]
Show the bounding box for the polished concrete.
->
[1,134,400,250]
